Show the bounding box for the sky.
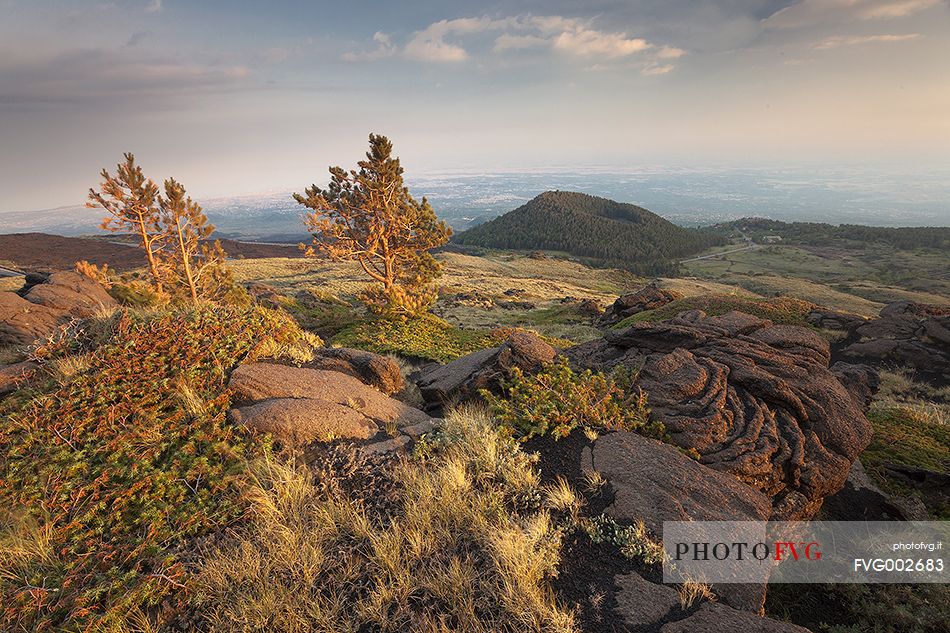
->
[1,0,948,212]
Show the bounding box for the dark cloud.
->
[125,30,151,47]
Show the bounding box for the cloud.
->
[342,32,397,62]
[764,0,941,29]
[0,47,249,111]
[551,28,650,59]
[344,14,683,73]
[814,33,922,48]
[145,0,162,13]
[125,31,151,48]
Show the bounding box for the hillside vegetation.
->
[720,218,950,251]
[453,191,722,275]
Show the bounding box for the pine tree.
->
[87,153,166,292]
[159,178,230,304]
[294,134,451,315]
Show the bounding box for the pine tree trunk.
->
[176,219,199,304]
[136,215,163,293]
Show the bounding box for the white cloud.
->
[145,0,162,13]
[552,28,650,59]
[342,32,397,62]
[344,14,683,72]
[814,33,922,48]
[764,0,941,29]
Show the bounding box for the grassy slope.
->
[683,243,950,316]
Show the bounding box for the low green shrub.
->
[0,305,307,631]
[484,357,664,440]
[333,313,500,362]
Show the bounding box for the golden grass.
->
[195,407,576,632]
[0,278,24,293]
[678,579,714,609]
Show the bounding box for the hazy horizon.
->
[2,0,949,215]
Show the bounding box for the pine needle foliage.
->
[484,357,664,440]
[0,305,307,631]
[87,153,166,293]
[159,178,232,304]
[294,134,451,316]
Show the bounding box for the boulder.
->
[820,459,928,521]
[843,301,950,379]
[585,431,771,612]
[566,310,872,520]
[613,571,680,628]
[584,432,772,534]
[805,308,867,331]
[0,360,39,397]
[0,292,66,346]
[228,362,430,447]
[417,331,556,411]
[598,282,680,326]
[22,271,116,317]
[660,602,811,633]
[229,398,377,445]
[830,362,879,411]
[305,347,405,395]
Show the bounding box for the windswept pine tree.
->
[294,134,451,315]
[159,178,231,304]
[87,153,166,292]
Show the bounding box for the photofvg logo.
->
[662,521,947,584]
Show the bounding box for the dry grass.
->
[195,407,576,632]
[678,579,714,609]
[253,331,323,365]
[46,353,92,384]
[0,278,24,293]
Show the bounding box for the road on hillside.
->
[680,243,759,264]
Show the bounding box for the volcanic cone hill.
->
[452,191,722,274]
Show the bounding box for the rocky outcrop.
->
[21,271,116,317]
[584,432,772,612]
[597,282,680,326]
[842,301,950,379]
[230,398,378,445]
[820,459,928,521]
[830,362,880,411]
[566,310,873,520]
[0,360,38,397]
[660,602,811,632]
[417,331,555,411]
[305,347,405,395]
[228,362,430,447]
[1,272,116,346]
[805,308,867,331]
[612,571,810,630]
[583,432,772,534]
[0,293,66,346]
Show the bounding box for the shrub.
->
[0,304,307,631]
[333,313,500,362]
[484,357,664,440]
[194,407,576,632]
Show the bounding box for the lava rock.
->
[566,310,873,520]
[598,282,680,326]
[305,347,405,395]
[417,331,556,411]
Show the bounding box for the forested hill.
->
[719,218,950,250]
[452,191,722,274]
